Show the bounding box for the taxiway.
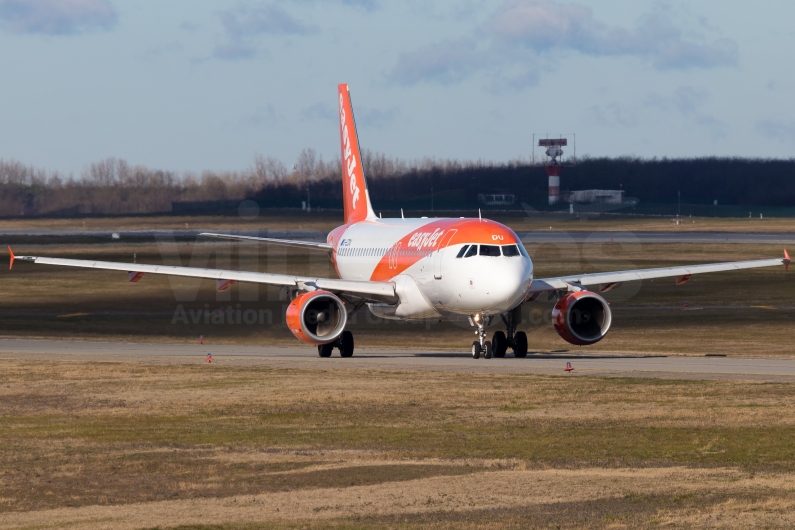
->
[1,338,793,382]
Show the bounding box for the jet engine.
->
[552,291,612,346]
[286,290,347,344]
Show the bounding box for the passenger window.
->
[456,245,469,258]
[464,245,478,258]
[479,245,501,257]
[502,245,520,257]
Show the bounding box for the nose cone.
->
[482,255,533,309]
[447,254,533,314]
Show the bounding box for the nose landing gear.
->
[469,314,492,359]
[468,306,528,360]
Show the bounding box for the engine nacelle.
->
[286,290,347,345]
[552,291,612,346]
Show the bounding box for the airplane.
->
[8,84,791,359]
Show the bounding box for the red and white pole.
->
[546,165,562,205]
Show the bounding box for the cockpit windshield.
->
[502,245,520,257]
[455,243,529,258]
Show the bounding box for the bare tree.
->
[293,148,318,181]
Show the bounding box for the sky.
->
[0,0,794,176]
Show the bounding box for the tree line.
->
[253,155,795,210]
[1,152,793,217]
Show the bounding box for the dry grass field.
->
[3,360,795,528]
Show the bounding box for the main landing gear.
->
[470,306,528,359]
[318,330,355,358]
[494,305,528,358]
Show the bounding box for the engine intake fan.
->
[552,291,612,346]
[286,290,347,344]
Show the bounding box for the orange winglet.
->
[8,246,14,270]
[785,249,790,272]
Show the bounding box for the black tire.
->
[471,341,481,359]
[339,330,354,358]
[318,343,333,358]
[513,331,528,358]
[492,331,507,358]
[484,341,492,359]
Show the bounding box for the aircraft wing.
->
[529,251,790,295]
[9,249,396,304]
[200,232,332,251]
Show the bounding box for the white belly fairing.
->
[368,274,439,319]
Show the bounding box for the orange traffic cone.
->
[564,362,573,372]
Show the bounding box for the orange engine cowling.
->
[552,291,612,346]
[286,290,347,345]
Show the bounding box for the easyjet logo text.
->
[408,229,445,249]
[339,93,360,209]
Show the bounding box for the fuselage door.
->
[433,229,458,280]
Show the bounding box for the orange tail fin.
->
[8,246,14,270]
[338,84,376,224]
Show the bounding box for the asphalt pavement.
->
[1,338,794,382]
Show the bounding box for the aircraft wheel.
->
[491,331,507,358]
[339,331,354,358]
[484,341,493,359]
[513,331,528,358]
[318,343,334,358]
[471,341,481,359]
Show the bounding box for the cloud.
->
[389,0,738,87]
[301,102,336,122]
[0,0,116,35]
[243,104,281,127]
[214,3,317,60]
[179,21,199,32]
[145,41,183,59]
[756,120,795,141]
[355,106,400,129]
[645,86,727,137]
[645,86,708,116]
[338,0,379,11]
[489,1,737,70]
[588,102,640,128]
[293,0,381,12]
[301,101,397,128]
[390,37,483,86]
[214,38,257,60]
